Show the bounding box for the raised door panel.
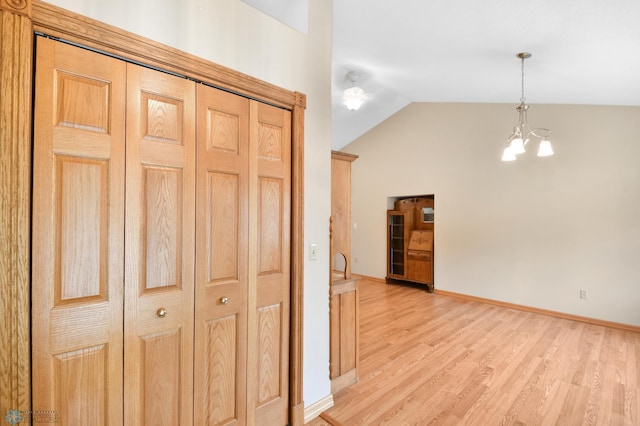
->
[124,63,196,425]
[32,37,126,425]
[339,290,358,373]
[248,101,291,426]
[329,279,359,393]
[195,84,249,426]
[407,252,432,285]
[329,294,341,379]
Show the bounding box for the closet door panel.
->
[32,37,126,425]
[208,171,240,281]
[195,85,249,426]
[143,166,181,289]
[55,156,108,302]
[248,101,291,425]
[202,313,240,425]
[124,63,196,425]
[54,344,108,422]
[256,303,284,403]
[139,329,182,425]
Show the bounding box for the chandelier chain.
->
[520,56,526,103]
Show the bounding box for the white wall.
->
[346,103,640,326]
[46,0,333,408]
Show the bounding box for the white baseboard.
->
[304,394,334,423]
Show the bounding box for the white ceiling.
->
[332,0,640,149]
[241,0,308,32]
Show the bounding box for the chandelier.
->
[501,53,554,161]
[343,71,367,111]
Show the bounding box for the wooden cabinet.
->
[330,151,359,393]
[32,37,291,425]
[386,196,435,291]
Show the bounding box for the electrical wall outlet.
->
[580,289,588,299]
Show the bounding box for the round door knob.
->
[220,297,229,305]
[157,308,167,318]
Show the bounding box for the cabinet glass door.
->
[387,211,408,279]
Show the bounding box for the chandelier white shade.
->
[502,53,554,162]
[343,86,366,110]
[537,138,554,157]
[343,71,367,111]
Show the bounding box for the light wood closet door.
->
[194,85,250,425]
[32,37,126,425]
[249,101,291,426]
[124,64,196,425]
[33,38,197,425]
[194,85,291,425]
[33,36,291,426]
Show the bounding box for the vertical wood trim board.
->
[290,95,307,425]
[0,3,33,416]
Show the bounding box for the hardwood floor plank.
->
[307,279,640,425]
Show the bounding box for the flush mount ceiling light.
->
[343,71,367,111]
[501,53,554,162]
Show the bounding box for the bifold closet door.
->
[249,100,291,426]
[194,85,291,425]
[32,37,196,425]
[32,37,126,424]
[33,35,291,426]
[194,85,250,425]
[123,63,196,425]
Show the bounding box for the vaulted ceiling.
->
[332,0,640,149]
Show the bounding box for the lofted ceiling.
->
[332,0,640,150]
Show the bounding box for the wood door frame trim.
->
[2,1,305,423]
[0,3,34,416]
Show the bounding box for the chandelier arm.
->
[527,128,552,139]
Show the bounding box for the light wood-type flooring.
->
[306,278,640,425]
